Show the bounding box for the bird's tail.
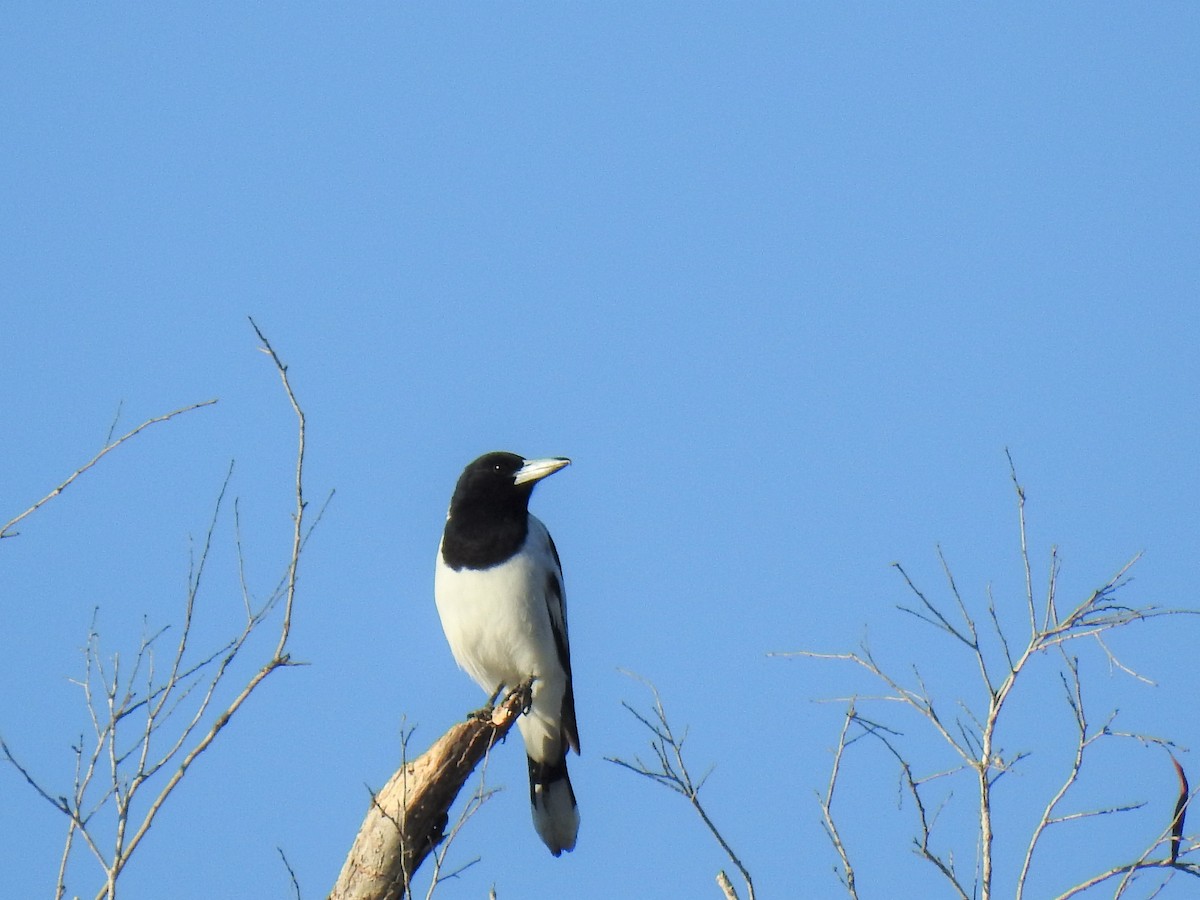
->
[527,755,579,856]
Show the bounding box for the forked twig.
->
[608,671,755,900]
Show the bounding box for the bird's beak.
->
[514,457,571,485]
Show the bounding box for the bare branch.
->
[0,736,72,815]
[279,847,303,900]
[894,558,978,654]
[985,584,1015,673]
[608,673,755,900]
[329,681,534,900]
[716,870,740,900]
[421,725,501,900]
[1,323,320,900]
[854,713,970,899]
[1,399,218,540]
[1017,657,1091,899]
[818,703,860,899]
[1055,858,1200,899]
[248,316,305,656]
[1005,447,1037,633]
[790,455,1199,900]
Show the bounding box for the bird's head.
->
[449,451,570,517]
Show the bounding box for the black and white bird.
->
[434,451,580,856]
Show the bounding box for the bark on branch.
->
[329,680,533,900]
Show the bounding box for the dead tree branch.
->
[1,399,218,540]
[820,704,861,899]
[328,681,533,900]
[0,322,320,900]
[781,455,1199,899]
[608,673,755,900]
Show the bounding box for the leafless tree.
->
[0,320,325,900]
[612,456,1196,899]
[788,454,1199,899]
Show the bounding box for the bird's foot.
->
[509,676,536,715]
[467,683,507,722]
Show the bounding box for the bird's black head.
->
[453,451,530,508]
[441,451,570,570]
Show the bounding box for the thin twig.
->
[609,672,755,900]
[1005,447,1037,635]
[423,741,500,900]
[278,847,302,900]
[1,399,218,540]
[819,703,860,899]
[248,316,305,657]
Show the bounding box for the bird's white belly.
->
[434,549,561,695]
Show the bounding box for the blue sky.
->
[2,5,1197,899]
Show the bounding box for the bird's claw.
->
[467,682,508,722]
[512,676,536,715]
[468,703,496,722]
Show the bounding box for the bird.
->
[434,451,580,856]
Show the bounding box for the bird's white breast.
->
[434,517,564,698]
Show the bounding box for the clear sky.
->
[2,5,1197,899]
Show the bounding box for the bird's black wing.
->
[544,532,580,755]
